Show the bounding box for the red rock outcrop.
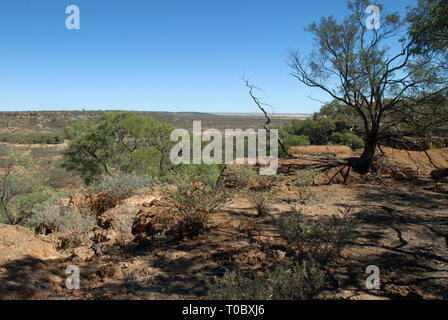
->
[68,192,118,229]
[131,198,176,246]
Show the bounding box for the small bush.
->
[264,259,325,299]
[165,176,228,239]
[226,164,280,217]
[246,189,275,217]
[208,271,268,300]
[57,207,98,249]
[127,268,154,288]
[27,197,63,234]
[90,173,157,200]
[208,259,325,300]
[278,209,356,264]
[27,199,97,248]
[225,164,257,189]
[291,169,318,202]
[164,163,224,188]
[227,164,280,189]
[113,206,135,246]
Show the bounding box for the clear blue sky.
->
[0,0,415,114]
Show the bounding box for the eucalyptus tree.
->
[63,111,174,184]
[288,0,447,173]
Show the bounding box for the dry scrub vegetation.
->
[0,143,448,300]
[0,107,448,300]
[0,0,447,302]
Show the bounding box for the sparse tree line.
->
[278,108,366,153]
[0,134,65,145]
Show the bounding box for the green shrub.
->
[90,173,157,200]
[224,164,257,189]
[264,259,325,299]
[165,163,224,188]
[208,259,325,300]
[289,118,336,145]
[329,132,364,149]
[226,164,279,190]
[246,189,276,217]
[27,199,97,248]
[279,134,310,157]
[291,169,318,202]
[278,209,356,264]
[208,271,270,300]
[165,175,228,239]
[57,207,97,249]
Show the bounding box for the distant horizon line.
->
[0,109,313,116]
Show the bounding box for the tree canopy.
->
[408,0,448,56]
[62,111,174,185]
[288,0,447,173]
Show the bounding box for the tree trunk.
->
[354,140,377,174]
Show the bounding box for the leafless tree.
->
[243,78,295,159]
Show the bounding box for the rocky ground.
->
[0,146,447,300]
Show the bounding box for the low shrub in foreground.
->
[57,207,98,249]
[225,164,257,189]
[291,169,318,202]
[165,176,228,239]
[127,268,154,288]
[226,164,281,217]
[27,199,97,248]
[246,189,276,217]
[278,209,356,264]
[208,259,325,300]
